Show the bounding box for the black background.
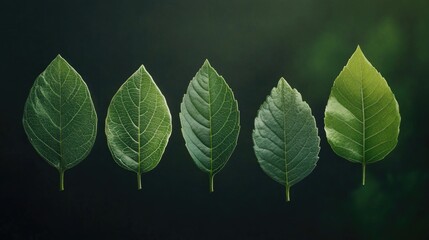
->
[1,0,428,239]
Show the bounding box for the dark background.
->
[1,0,428,239]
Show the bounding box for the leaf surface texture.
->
[23,55,97,190]
[253,78,320,201]
[324,46,401,185]
[106,65,172,189]
[180,60,240,192]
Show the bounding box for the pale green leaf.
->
[105,65,172,189]
[253,78,320,201]
[23,55,97,190]
[324,46,401,185]
[179,60,240,192]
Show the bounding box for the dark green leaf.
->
[105,65,172,189]
[23,55,97,190]
[253,78,320,201]
[179,60,240,192]
[324,46,401,185]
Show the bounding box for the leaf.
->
[253,78,320,201]
[179,60,240,192]
[105,65,172,189]
[23,55,97,191]
[324,46,401,185]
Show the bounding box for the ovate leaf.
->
[324,46,401,185]
[179,60,240,192]
[23,55,97,191]
[253,78,320,201]
[105,65,172,189]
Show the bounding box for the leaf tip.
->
[54,54,66,63]
[356,44,362,51]
[203,59,211,67]
[137,64,148,73]
[277,77,292,91]
[353,45,366,59]
[51,54,72,69]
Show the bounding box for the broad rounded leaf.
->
[253,78,320,201]
[105,65,172,189]
[324,46,401,185]
[179,60,240,192]
[23,55,97,190]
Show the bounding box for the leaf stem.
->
[286,184,290,202]
[362,163,366,186]
[137,173,142,190]
[59,170,64,191]
[209,174,214,192]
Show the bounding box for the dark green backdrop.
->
[1,0,428,239]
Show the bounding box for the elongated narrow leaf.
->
[253,78,320,201]
[105,65,172,189]
[23,55,97,190]
[324,46,401,185]
[180,60,240,192]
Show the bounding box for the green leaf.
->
[253,78,320,202]
[23,55,97,191]
[105,65,172,189]
[324,46,401,185]
[179,60,240,192]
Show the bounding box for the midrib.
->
[137,75,142,176]
[59,72,64,171]
[207,66,214,177]
[360,69,366,164]
[281,84,289,190]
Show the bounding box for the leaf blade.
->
[324,46,401,185]
[105,65,172,189]
[23,55,97,190]
[253,78,320,201]
[180,60,240,192]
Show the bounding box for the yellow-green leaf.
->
[324,46,401,185]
